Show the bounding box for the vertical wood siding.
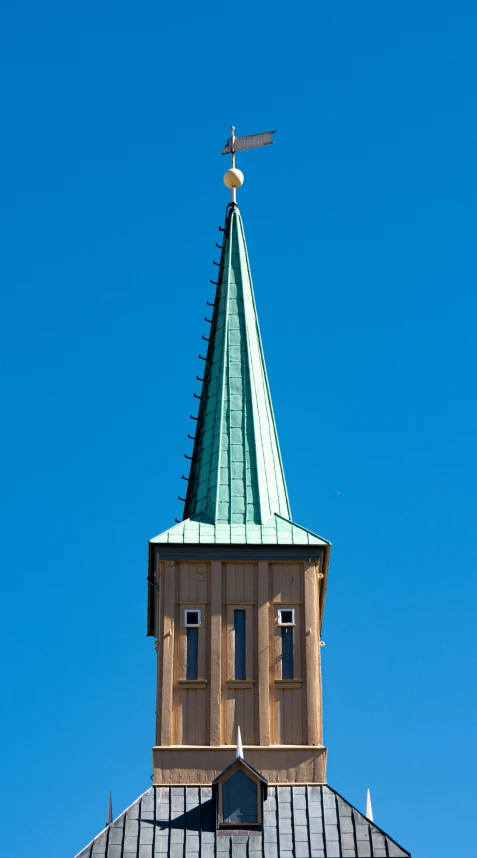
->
[155,558,322,765]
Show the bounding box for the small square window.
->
[278,608,295,626]
[184,609,201,627]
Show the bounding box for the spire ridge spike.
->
[236,725,243,759]
[365,788,373,822]
[106,791,113,827]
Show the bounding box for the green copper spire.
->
[151,202,328,546]
[184,204,290,525]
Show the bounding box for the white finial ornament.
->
[366,789,373,822]
[224,126,244,203]
[224,168,244,191]
[221,125,276,202]
[236,725,243,759]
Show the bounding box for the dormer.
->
[213,738,267,828]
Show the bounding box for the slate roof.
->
[74,785,411,858]
[183,204,291,527]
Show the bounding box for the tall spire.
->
[183,204,291,526]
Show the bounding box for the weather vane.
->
[222,126,276,203]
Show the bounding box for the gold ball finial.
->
[224,167,244,189]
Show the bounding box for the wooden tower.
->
[147,201,331,786]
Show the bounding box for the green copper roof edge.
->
[273,513,331,545]
[150,512,330,545]
[237,210,292,520]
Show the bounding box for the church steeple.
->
[74,131,412,858]
[184,203,290,526]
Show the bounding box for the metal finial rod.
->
[230,126,235,169]
[222,126,275,202]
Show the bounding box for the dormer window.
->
[223,769,258,824]
[213,755,267,828]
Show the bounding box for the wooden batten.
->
[152,745,327,785]
[209,560,222,745]
[257,561,270,745]
[304,561,320,745]
[152,548,327,783]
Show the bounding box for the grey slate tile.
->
[307,801,322,818]
[155,787,170,804]
[309,833,324,851]
[294,825,309,842]
[308,816,323,834]
[340,831,355,850]
[142,794,155,812]
[295,843,310,858]
[324,824,339,843]
[294,809,307,826]
[108,827,124,846]
[357,840,372,856]
[107,846,122,858]
[324,807,337,824]
[139,827,154,845]
[387,842,409,857]
[278,818,292,834]
[355,825,369,841]
[201,830,215,843]
[155,804,169,821]
[308,786,322,801]
[279,833,293,851]
[371,829,385,849]
[264,826,278,842]
[322,790,336,809]
[277,787,291,802]
[264,810,277,826]
[338,815,353,834]
[169,829,184,844]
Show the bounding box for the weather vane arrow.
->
[222,126,276,203]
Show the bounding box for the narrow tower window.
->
[278,608,295,680]
[184,609,201,680]
[234,610,246,680]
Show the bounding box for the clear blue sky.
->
[1,2,476,856]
